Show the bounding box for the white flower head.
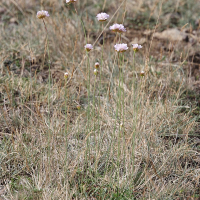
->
[109,24,126,33]
[96,12,109,22]
[132,44,142,51]
[140,70,145,76]
[66,0,76,5]
[36,10,49,19]
[64,72,69,78]
[84,44,93,52]
[114,43,128,53]
[95,62,100,68]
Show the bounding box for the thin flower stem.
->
[86,52,91,166]
[93,75,97,154]
[121,53,126,170]
[118,33,121,43]
[117,52,122,189]
[132,50,136,174]
[87,53,91,124]
[42,18,52,177]
[97,23,104,157]
[64,80,68,179]
[42,19,48,33]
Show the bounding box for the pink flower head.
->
[96,12,109,22]
[84,44,93,52]
[132,44,142,52]
[114,43,128,53]
[109,24,126,33]
[36,10,49,19]
[66,0,76,5]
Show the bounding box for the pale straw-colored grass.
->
[0,0,199,199]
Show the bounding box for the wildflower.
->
[140,70,145,77]
[66,0,76,5]
[132,44,142,52]
[109,24,126,33]
[94,69,98,76]
[64,72,69,79]
[96,12,109,22]
[95,62,100,69]
[36,10,49,19]
[114,43,128,53]
[84,44,93,52]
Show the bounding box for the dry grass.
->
[0,0,200,199]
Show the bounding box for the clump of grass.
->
[0,0,199,199]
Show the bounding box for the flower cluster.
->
[96,12,109,22]
[84,44,93,52]
[132,44,143,52]
[114,43,142,53]
[109,24,126,33]
[114,43,128,53]
[36,10,49,19]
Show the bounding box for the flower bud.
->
[64,72,69,79]
[94,69,98,76]
[140,70,145,77]
[95,62,99,69]
[77,105,81,110]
